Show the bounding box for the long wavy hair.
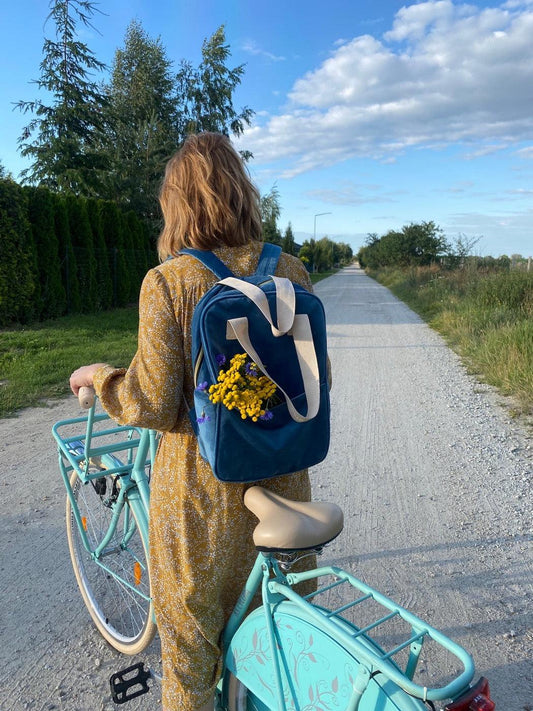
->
[157,132,262,260]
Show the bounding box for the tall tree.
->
[175,25,254,155]
[358,222,449,268]
[282,222,296,255]
[299,238,318,272]
[16,0,108,195]
[100,20,176,219]
[260,185,282,244]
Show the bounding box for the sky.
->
[1,0,533,258]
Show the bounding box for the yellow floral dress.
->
[93,242,314,710]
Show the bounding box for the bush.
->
[0,180,36,325]
[25,186,66,319]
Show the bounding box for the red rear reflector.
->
[445,678,495,711]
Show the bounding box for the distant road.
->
[0,265,531,710]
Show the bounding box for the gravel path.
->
[0,266,531,710]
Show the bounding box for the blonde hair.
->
[157,132,262,260]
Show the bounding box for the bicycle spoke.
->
[67,471,155,653]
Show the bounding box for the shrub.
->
[25,186,66,319]
[0,180,36,325]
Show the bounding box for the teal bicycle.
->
[53,390,495,711]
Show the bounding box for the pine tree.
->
[260,186,282,244]
[175,26,254,156]
[282,223,296,255]
[16,0,108,195]
[100,20,176,219]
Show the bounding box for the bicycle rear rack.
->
[275,565,475,705]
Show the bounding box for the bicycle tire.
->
[66,470,156,654]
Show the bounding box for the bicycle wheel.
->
[225,673,270,711]
[66,471,156,654]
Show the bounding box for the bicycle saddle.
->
[244,486,344,551]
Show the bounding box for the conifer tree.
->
[282,223,296,255]
[260,186,282,244]
[100,20,176,219]
[175,25,254,156]
[53,193,81,312]
[65,195,98,311]
[86,199,112,310]
[16,0,108,195]
[100,201,130,307]
[0,181,36,325]
[125,210,148,294]
[25,186,66,318]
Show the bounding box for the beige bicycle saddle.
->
[244,486,344,551]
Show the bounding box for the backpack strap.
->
[179,243,281,279]
[255,242,282,276]
[178,248,234,279]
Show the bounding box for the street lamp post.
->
[313,212,332,241]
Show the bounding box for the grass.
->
[0,269,340,418]
[368,265,533,416]
[10,265,529,422]
[0,308,139,417]
[310,270,339,284]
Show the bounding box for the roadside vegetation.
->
[0,309,138,417]
[357,223,532,418]
[0,267,341,417]
[368,264,532,416]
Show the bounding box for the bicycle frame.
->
[54,403,482,711]
[220,554,475,711]
[52,411,156,601]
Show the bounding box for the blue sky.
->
[1,0,533,257]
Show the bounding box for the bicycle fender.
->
[223,602,425,710]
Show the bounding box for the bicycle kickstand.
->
[110,662,152,704]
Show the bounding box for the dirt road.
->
[0,266,531,710]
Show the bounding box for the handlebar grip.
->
[78,386,95,409]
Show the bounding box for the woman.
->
[70,132,314,711]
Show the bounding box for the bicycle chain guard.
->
[110,662,151,704]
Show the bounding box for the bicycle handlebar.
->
[78,386,95,409]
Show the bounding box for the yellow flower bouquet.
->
[200,353,278,422]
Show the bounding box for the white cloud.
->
[306,181,402,206]
[516,146,533,158]
[242,40,285,62]
[238,1,533,176]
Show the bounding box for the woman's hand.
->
[70,363,108,396]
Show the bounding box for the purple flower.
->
[245,361,258,377]
[215,354,226,366]
[196,411,211,424]
[260,410,273,421]
[195,381,208,392]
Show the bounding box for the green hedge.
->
[0,179,157,326]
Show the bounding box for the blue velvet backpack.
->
[180,243,330,483]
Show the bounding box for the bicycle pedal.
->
[110,662,151,704]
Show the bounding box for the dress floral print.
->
[93,242,314,710]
